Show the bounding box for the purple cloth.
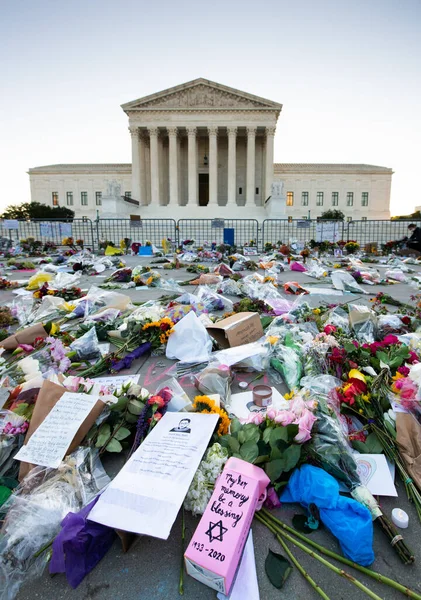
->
[290,261,307,272]
[50,496,116,588]
[111,341,151,372]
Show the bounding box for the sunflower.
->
[192,395,231,436]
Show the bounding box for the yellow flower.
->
[349,369,366,383]
[361,394,370,403]
[62,303,76,313]
[284,391,295,400]
[267,336,279,345]
[392,372,404,381]
[313,308,321,315]
[192,395,231,435]
[49,322,60,335]
[359,409,363,414]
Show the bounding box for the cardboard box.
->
[206,312,263,349]
[184,457,269,594]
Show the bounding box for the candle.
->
[238,381,248,390]
[391,508,409,529]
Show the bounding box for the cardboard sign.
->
[185,457,269,595]
[206,313,263,349]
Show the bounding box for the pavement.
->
[1,253,421,600]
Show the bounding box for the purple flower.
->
[111,342,151,372]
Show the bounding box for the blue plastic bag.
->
[281,465,374,566]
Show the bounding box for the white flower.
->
[184,443,228,516]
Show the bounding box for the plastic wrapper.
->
[194,364,233,405]
[0,448,109,600]
[51,271,82,290]
[154,377,191,412]
[28,296,66,324]
[331,270,367,294]
[217,279,244,297]
[349,303,377,344]
[155,278,184,293]
[190,273,223,286]
[25,272,53,291]
[213,264,233,277]
[305,259,329,280]
[164,303,208,323]
[384,269,407,283]
[270,345,303,391]
[196,286,233,312]
[129,301,164,323]
[377,314,407,337]
[290,261,307,272]
[264,296,294,316]
[212,342,269,371]
[6,296,34,327]
[166,310,212,363]
[283,281,308,295]
[322,306,350,333]
[70,326,101,360]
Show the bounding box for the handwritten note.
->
[15,392,99,468]
[39,222,53,237]
[93,374,140,392]
[88,412,219,539]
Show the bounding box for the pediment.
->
[122,78,282,111]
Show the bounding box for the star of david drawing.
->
[205,520,228,543]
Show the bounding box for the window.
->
[331,192,339,206]
[52,192,59,206]
[255,187,259,195]
[361,192,369,206]
[286,192,294,206]
[81,192,88,206]
[301,191,309,206]
[124,191,131,198]
[316,192,324,206]
[347,192,354,206]
[239,187,242,195]
[95,192,102,206]
[347,216,352,222]
[362,216,367,221]
[66,192,73,206]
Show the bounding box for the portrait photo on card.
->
[170,417,192,433]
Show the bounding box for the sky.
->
[1,0,420,216]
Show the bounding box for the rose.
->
[408,351,419,365]
[382,334,400,346]
[402,316,411,325]
[266,409,277,421]
[160,322,171,331]
[273,411,296,426]
[324,325,336,335]
[265,486,281,509]
[247,412,264,425]
[397,365,410,376]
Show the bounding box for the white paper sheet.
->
[339,454,397,497]
[217,530,259,600]
[14,392,100,468]
[93,374,140,392]
[88,412,219,539]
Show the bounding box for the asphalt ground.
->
[1,253,421,600]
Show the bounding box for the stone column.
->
[246,126,257,205]
[129,126,141,203]
[167,127,179,205]
[227,126,237,205]
[148,127,160,205]
[139,131,146,206]
[208,126,218,205]
[187,127,197,205]
[264,126,276,201]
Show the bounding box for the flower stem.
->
[255,513,330,599]
[261,510,421,600]
[179,507,186,595]
[257,512,383,600]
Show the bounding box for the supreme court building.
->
[29,78,393,221]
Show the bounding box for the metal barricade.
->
[0,218,96,250]
[177,219,259,248]
[96,218,177,249]
[262,219,319,248]
[346,220,421,249]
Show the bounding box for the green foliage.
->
[352,432,383,454]
[1,201,74,220]
[319,209,345,221]
[218,418,302,485]
[265,550,292,589]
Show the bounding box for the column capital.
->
[148,126,159,136]
[227,126,238,136]
[167,126,178,137]
[186,126,197,136]
[208,125,219,137]
[128,126,139,138]
[246,126,257,136]
[266,126,276,136]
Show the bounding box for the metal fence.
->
[345,220,421,248]
[177,219,259,248]
[95,218,177,249]
[0,218,96,250]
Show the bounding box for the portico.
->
[122,79,282,215]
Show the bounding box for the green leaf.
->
[263,427,273,445]
[0,486,12,508]
[344,341,357,354]
[219,435,240,453]
[364,432,383,454]
[114,426,131,441]
[239,441,259,463]
[110,395,129,412]
[376,350,390,365]
[265,549,292,589]
[95,423,111,447]
[269,427,288,447]
[265,458,286,482]
[125,412,139,424]
[230,418,242,434]
[243,423,261,444]
[351,440,368,453]
[283,444,302,471]
[286,424,299,441]
[12,403,29,416]
[105,438,123,453]
[237,431,246,444]
[128,399,145,415]
[254,454,270,465]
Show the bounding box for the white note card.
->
[15,392,99,469]
[88,412,219,539]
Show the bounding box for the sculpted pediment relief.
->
[127,84,275,110]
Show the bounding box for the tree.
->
[319,209,345,221]
[391,211,421,221]
[0,202,74,220]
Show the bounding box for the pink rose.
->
[290,396,306,416]
[247,412,264,425]
[264,486,281,509]
[297,409,317,432]
[274,410,296,425]
[324,325,336,335]
[382,335,400,346]
[294,429,312,444]
[266,409,278,421]
[400,379,418,400]
[408,351,419,365]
